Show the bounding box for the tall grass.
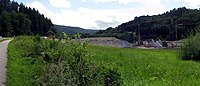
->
[7,35,200,86]
[89,45,200,85]
[7,36,121,86]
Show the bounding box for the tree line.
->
[94,7,200,42]
[0,0,55,37]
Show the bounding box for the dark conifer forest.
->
[0,0,55,37]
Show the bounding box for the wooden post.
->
[175,24,178,41]
[133,32,136,48]
[138,24,141,46]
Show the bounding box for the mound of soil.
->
[80,37,133,48]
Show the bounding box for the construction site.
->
[80,37,182,49]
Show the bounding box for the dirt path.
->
[0,40,11,86]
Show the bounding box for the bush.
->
[179,31,200,61]
[100,65,122,86]
[8,35,123,86]
[40,35,102,86]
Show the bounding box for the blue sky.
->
[14,0,200,30]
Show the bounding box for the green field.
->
[89,45,200,85]
[7,37,200,86]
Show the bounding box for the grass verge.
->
[0,39,7,43]
[7,38,45,86]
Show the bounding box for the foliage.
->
[0,0,55,37]
[100,65,122,85]
[7,35,122,86]
[8,35,200,85]
[95,7,200,42]
[179,30,200,61]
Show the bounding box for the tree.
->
[0,0,10,12]
[0,0,55,36]
[18,13,31,35]
[1,11,13,37]
[10,1,19,12]
[10,11,20,36]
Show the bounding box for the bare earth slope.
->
[79,37,133,48]
[0,40,11,86]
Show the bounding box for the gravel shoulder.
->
[0,40,11,86]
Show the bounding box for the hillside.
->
[0,0,55,37]
[54,25,98,36]
[95,7,200,42]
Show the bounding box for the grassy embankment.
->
[0,39,7,42]
[7,37,46,85]
[0,40,4,42]
[7,36,200,86]
[0,37,13,42]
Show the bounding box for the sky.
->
[14,0,200,30]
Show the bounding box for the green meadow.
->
[7,36,200,86]
[89,45,200,85]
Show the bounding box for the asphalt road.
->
[0,40,11,86]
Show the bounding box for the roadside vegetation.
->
[7,35,122,86]
[179,30,200,61]
[0,38,8,43]
[0,40,5,43]
[7,32,200,85]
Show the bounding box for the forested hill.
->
[54,25,98,36]
[96,7,200,42]
[0,0,55,37]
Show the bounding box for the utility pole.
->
[175,24,178,41]
[132,32,136,48]
[176,24,183,41]
[138,24,141,46]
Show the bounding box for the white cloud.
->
[81,0,87,2]
[59,8,122,29]
[25,1,169,30]
[25,1,63,25]
[94,0,161,6]
[174,0,200,8]
[56,6,168,29]
[26,1,59,18]
[95,0,117,3]
[48,0,71,9]
[118,0,141,5]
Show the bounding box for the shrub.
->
[9,34,122,85]
[40,35,102,86]
[100,65,122,86]
[179,31,200,61]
